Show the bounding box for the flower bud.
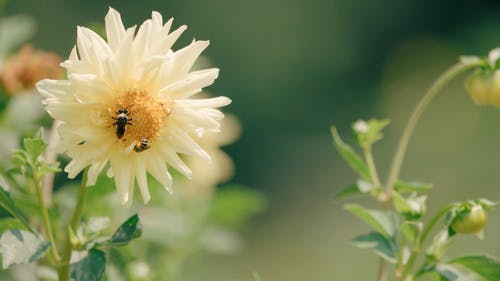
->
[0,44,63,95]
[465,70,500,108]
[451,204,488,235]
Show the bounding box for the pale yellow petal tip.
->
[119,193,130,205]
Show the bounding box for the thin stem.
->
[58,169,89,281]
[34,175,61,263]
[364,144,381,187]
[364,145,388,281]
[377,259,389,281]
[384,59,483,200]
[399,204,455,280]
[42,120,62,204]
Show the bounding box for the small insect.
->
[134,138,150,152]
[112,108,133,139]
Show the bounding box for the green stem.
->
[384,59,483,200]
[34,175,61,263]
[364,144,381,187]
[57,169,89,281]
[363,145,387,281]
[399,204,455,280]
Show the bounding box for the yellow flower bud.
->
[465,70,500,108]
[451,205,488,235]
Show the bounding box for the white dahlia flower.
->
[36,8,231,204]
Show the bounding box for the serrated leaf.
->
[447,255,500,281]
[394,181,433,193]
[352,232,398,263]
[331,127,371,181]
[23,138,46,163]
[0,229,50,269]
[70,248,106,281]
[344,204,397,237]
[0,180,33,232]
[103,214,141,246]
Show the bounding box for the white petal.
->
[105,7,126,51]
[135,159,151,203]
[145,155,172,192]
[158,68,219,99]
[110,156,131,205]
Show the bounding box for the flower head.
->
[36,8,231,204]
[1,44,63,95]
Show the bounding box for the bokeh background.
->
[3,0,500,280]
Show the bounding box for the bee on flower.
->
[36,8,231,205]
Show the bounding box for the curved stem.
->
[34,175,61,263]
[58,169,89,281]
[384,59,483,200]
[399,204,455,281]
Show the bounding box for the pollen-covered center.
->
[108,89,170,145]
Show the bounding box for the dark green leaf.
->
[432,264,465,281]
[344,204,397,237]
[394,181,433,193]
[103,214,141,246]
[0,179,33,232]
[70,248,106,281]
[331,127,371,181]
[0,229,50,269]
[352,232,398,263]
[447,255,500,281]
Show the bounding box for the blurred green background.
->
[4,0,500,280]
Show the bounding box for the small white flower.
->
[36,8,231,204]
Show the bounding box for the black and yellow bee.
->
[112,108,132,139]
[134,138,150,152]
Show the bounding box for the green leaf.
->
[38,161,61,177]
[394,180,433,193]
[447,255,500,281]
[401,221,422,243]
[70,248,106,281]
[334,184,363,201]
[0,178,33,232]
[103,214,141,246]
[344,204,397,237]
[0,218,29,234]
[426,230,454,261]
[23,138,46,163]
[432,264,466,281]
[351,232,398,263]
[331,127,371,181]
[0,229,50,269]
[210,185,268,230]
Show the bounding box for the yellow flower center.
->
[107,89,171,145]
